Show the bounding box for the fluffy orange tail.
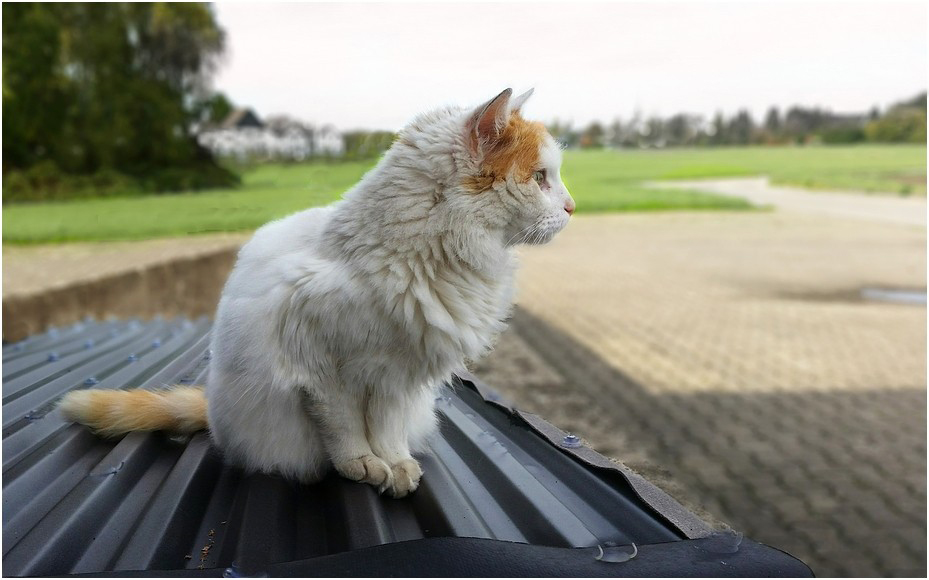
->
[57,386,208,437]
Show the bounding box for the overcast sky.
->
[212,1,927,131]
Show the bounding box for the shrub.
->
[3,161,239,204]
[820,126,866,144]
[865,108,927,143]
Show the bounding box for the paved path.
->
[474,211,926,577]
[649,177,927,226]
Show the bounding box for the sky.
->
[212,1,928,131]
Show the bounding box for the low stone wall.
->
[3,248,238,342]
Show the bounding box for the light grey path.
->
[650,177,927,226]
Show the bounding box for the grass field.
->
[4,145,924,244]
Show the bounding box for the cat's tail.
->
[57,386,208,437]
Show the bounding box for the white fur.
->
[206,90,574,497]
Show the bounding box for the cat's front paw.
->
[334,455,393,491]
[386,458,423,499]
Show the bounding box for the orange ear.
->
[467,88,513,156]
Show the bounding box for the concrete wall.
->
[3,248,238,342]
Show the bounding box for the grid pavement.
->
[472,211,926,577]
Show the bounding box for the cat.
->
[58,88,576,498]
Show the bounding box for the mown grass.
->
[3,162,373,244]
[4,145,924,244]
[581,145,926,195]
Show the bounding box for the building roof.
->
[2,318,811,577]
[219,108,263,130]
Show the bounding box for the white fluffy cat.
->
[59,88,575,498]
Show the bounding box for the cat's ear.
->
[510,88,534,114]
[467,88,512,156]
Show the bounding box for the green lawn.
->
[4,145,925,244]
[575,145,926,195]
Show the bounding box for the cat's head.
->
[454,88,575,246]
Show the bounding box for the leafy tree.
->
[708,112,727,145]
[665,113,700,146]
[3,3,236,201]
[728,110,754,145]
[894,91,927,111]
[642,117,665,147]
[579,121,605,148]
[193,92,235,127]
[764,107,781,135]
[608,119,624,148]
[865,108,927,143]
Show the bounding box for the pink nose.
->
[564,199,576,215]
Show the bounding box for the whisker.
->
[506,218,544,247]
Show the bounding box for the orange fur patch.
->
[465,113,547,192]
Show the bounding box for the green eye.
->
[533,170,546,184]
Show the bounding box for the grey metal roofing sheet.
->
[2,318,811,577]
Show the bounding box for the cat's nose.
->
[564,198,576,215]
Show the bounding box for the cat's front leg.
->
[366,387,437,498]
[302,385,395,493]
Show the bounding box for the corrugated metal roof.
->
[3,318,811,577]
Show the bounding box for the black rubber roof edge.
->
[73,536,814,578]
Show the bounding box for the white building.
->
[197,108,344,161]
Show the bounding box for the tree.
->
[665,113,699,146]
[3,3,235,200]
[728,110,754,145]
[194,92,235,127]
[764,107,781,135]
[707,112,726,145]
[643,117,665,147]
[579,121,605,148]
[608,119,624,148]
[865,108,927,143]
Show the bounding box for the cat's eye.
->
[533,169,546,184]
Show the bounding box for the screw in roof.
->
[47,352,60,362]
[127,354,140,362]
[84,339,95,349]
[561,434,582,449]
[84,377,100,386]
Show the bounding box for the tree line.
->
[555,92,927,149]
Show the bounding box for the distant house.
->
[197,107,343,161]
[220,108,264,130]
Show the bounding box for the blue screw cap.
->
[561,434,582,449]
